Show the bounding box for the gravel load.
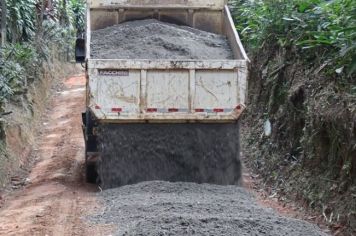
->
[90,19,234,59]
[89,181,327,236]
[97,123,241,189]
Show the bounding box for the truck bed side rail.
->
[88,0,227,10]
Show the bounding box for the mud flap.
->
[82,111,99,183]
[97,122,241,189]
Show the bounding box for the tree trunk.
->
[36,0,45,40]
[48,0,53,9]
[1,0,6,47]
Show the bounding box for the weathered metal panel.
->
[90,10,119,30]
[92,70,141,114]
[237,67,248,106]
[194,70,238,111]
[86,7,91,59]
[158,10,189,26]
[88,0,227,9]
[146,70,189,112]
[194,11,223,35]
[87,58,248,122]
[89,107,245,123]
[223,5,249,61]
[88,59,246,70]
[88,69,245,122]
[117,9,155,23]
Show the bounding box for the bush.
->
[0,0,86,104]
[230,0,356,78]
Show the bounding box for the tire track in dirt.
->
[0,75,113,236]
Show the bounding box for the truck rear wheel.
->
[83,110,99,183]
[97,122,241,189]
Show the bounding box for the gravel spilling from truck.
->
[97,123,241,189]
[89,181,327,236]
[90,19,234,59]
[90,19,242,189]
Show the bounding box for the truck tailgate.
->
[88,59,247,123]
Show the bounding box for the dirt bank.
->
[89,181,327,236]
[0,62,78,188]
[90,19,233,59]
[241,44,356,234]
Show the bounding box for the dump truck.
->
[76,0,249,189]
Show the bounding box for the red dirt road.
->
[0,75,111,236]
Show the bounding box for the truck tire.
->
[84,110,98,183]
[97,122,241,189]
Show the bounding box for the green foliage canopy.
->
[0,0,86,103]
[231,0,356,77]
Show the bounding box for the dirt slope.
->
[0,75,111,236]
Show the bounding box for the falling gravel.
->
[89,181,327,236]
[97,123,241,189]
[90,19,234,59]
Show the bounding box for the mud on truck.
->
[76,0,249,189]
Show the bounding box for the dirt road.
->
[0,75,111,236]
[0,74,327,236]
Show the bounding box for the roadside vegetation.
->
[230,0,355,233]
[0,0,85,106]
[0,0,85,184]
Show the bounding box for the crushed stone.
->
[90,19,234,60]
[89,181,327,236]
[97,123,241,189]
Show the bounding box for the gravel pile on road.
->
[89,181,327,236]
[90,19,233,59]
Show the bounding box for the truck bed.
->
[86,0,248,123]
